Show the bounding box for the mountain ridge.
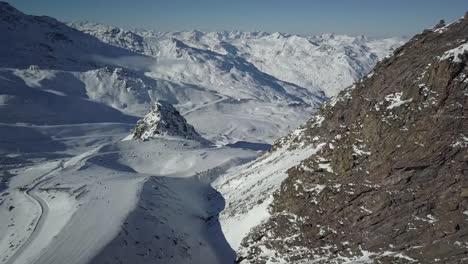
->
[223,14,468,264]
[70,21,405,97]
[126,100,208,143]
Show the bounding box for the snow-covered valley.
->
[0,1,407,263]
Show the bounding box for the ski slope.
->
[1,137,258,264]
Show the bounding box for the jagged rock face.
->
[238,18,468,263]
[68,21,154,55]
[129,100,206,142]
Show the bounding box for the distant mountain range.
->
[70,21,405,97]
[0,1,404,146]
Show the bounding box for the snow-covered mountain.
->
[70,22,405,97]
[57,20,403,143]
[156,31,404,97]
[0,1,342,146]
[0,5,149,71]
[0,2,409,264]
[68,21,155,56]
[126,100,207,143]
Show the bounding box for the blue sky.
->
[7,0,468,38]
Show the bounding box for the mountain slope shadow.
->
[226,141,272,151]
[0,71,138,125]
[0,125,68,154]
[90,176,236,264]
[0,1,154,72]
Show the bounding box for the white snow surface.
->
[213,139,325,249]
[0,136,258,264]
[440,41,468,63]
[384,92,413,110]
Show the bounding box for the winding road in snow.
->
[182,95,230,116]
[5,162,63,264]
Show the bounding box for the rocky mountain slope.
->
[68,21,154,55]
[126,100,206,142]
[216,15,468,263]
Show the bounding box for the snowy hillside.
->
[213,128,327,250]
[1,137,258,264]
[0,4,149,71]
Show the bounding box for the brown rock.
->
[435,19,446,28]
[238,13,468,264]
[461,188,468,198]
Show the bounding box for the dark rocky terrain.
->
[237,15,468,263]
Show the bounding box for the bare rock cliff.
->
[238,16,468,264]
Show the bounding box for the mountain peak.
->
[0,1,24,20]
[0,1,18,12]
[127,100,207,142]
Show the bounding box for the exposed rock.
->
[237,16,468,263]
[461,188,468,198]
[436,19,446,28]
[127,100,208,143]
[68,21,154,55]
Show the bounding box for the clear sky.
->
[6,0,468,38]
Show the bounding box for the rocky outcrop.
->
[127,100,207,142]
[435,19,446,28]
[68,21,155,55]
[237,15,468,263]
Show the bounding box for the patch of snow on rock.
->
[440,42,468,63]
